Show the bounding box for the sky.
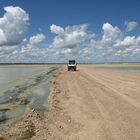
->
[0,0,140,63]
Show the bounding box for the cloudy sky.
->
[0,0,140,63]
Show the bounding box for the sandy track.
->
[42,65,140,140]
[3,65,140,140]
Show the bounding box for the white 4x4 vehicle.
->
[67,60,77,71]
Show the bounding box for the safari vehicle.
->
[68,60,77,71]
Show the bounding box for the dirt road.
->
[42,65,140,140]
[4,65,140,140]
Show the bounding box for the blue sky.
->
[0,0,140,63]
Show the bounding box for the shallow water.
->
[0,65,58,130]
[28,81,51,111]
[0,67,33,84]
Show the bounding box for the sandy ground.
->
[1,64,140,140]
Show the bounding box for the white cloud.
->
[102,22,122,44]
[114,36,136,47]
[125,21,138,32]
[27,33,46,49]
[0,29,6,44]
[136,36,140,44]
[0,6,29,46]
[50,24,95,48]
[50,24,64,34]
[0,45,19,58]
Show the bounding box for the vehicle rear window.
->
[69,60,75,64]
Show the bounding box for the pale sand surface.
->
[1,64,140,140]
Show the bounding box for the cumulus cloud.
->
[0,29,6,44]
[27,33,46,49]
[50,24,64,34]
[125,21,138,32]
[50,24,95,48]
[114,36,136,47]
[102,22,122,44]
[0,6,29,46]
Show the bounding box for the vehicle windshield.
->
[69,60,75,64]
